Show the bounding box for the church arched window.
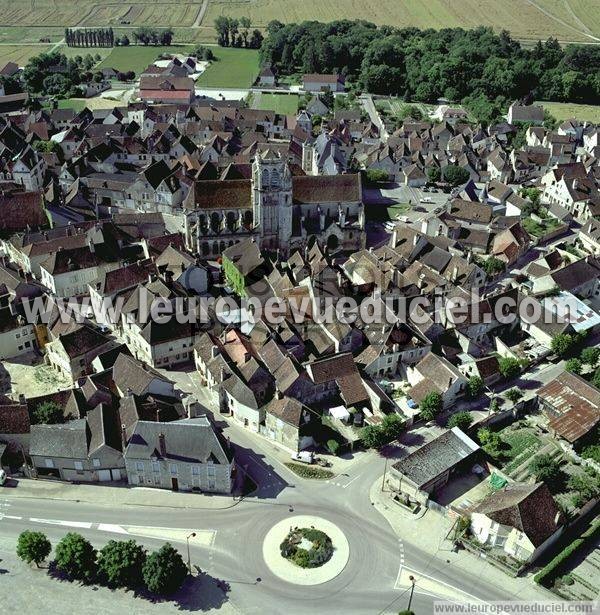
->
[271,169,280,189]
[261,169,270,188]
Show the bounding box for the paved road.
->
[360,94,389,142]
[0,405,526,615]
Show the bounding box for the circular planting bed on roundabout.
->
[262,515,350,585]
[280,527,333,568]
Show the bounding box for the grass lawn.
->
[56,45,113,62]
[540,101,600,124]
[250,92,298,114]
[98,44,193,75]
[196,47,260,89]
[284,462,334,480]
[522,215,562,238]
[365,202,410,222]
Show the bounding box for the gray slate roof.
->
[125,418,232,464]
[30,420,88,459]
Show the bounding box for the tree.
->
[419,391,442,422]
[498,356,521,380]
[17,531,51,567]
[361,424,385,449]
[581,346,600,367]
[593,368,600,389]
[31,401,64,424]
[442,164,470,187]
[55,532,97,582]
[97,540,146,588]
[447,411,472,431]
[467,376,484,399]
[529,454,561,487]
[381,413,405,441]
[551,333,580,358]
[427,167,441,183]
[143,543,188,595]
[327,439,340,456]
[482,257,505,277]
[505,388,523,404]
[565,358,582,375]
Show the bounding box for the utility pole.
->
[186,532,196,573]
[381,456,388,492]
[407,575,416,612]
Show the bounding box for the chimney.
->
[121,424,127,450]
[417,273,426,289]
[18,393,26,404]
[126,386,133,397]
[275,389,283,400]
[211,345,219,359]
[413,233,419,247]
[158,433,167,457]
[452,266,459,282]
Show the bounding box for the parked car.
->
[0,469,6,486]
[291,451,314,464]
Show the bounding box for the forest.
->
[260,21,600,119]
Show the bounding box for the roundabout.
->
[261,515,350,586]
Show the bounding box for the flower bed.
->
[279,527,334,569]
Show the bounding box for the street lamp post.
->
[186,532,196,573]
[407,575,416,612]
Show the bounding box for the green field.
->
[250,92,299,114]
[98,44,193,74]
[196,47,260,88]
[540,101,600,124]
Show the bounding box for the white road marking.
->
[30,518,92,529]
[2,515,22,520]
[97,523,128,534]
[341,474,361,489]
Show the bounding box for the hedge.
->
[534,519,600,586]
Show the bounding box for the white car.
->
[0,469,6,486]
[420,197,433,203]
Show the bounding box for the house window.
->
[208,480,216,490]
[136,461,144,472]
[92,458,101,468]
[152,461,160,473]
[191,466,200,476]
[169,464,178,476]
[44,459,54,468]
[207,465,216,477]
[74,461,84,471]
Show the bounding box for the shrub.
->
[326,439,340,456]
[498,357,521,380]
[16,531,51,567]
[565,358,582,375]
[581,346,600,367]
[505,388,523,404]
[534,520,600,586]
[54,532,97,582]
[529,454,561,487]
[143,543,188,595]
[447,411,472,430]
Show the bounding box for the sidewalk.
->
[369,477,554,603]
[4,477,242,510]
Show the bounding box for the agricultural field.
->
[205,0,600,43]
[540,101,600,124]
[79,3,202,27]
[0,45,52,66]
[196,47,260,88]
[250,92,299,114]
[97,44,193,74]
